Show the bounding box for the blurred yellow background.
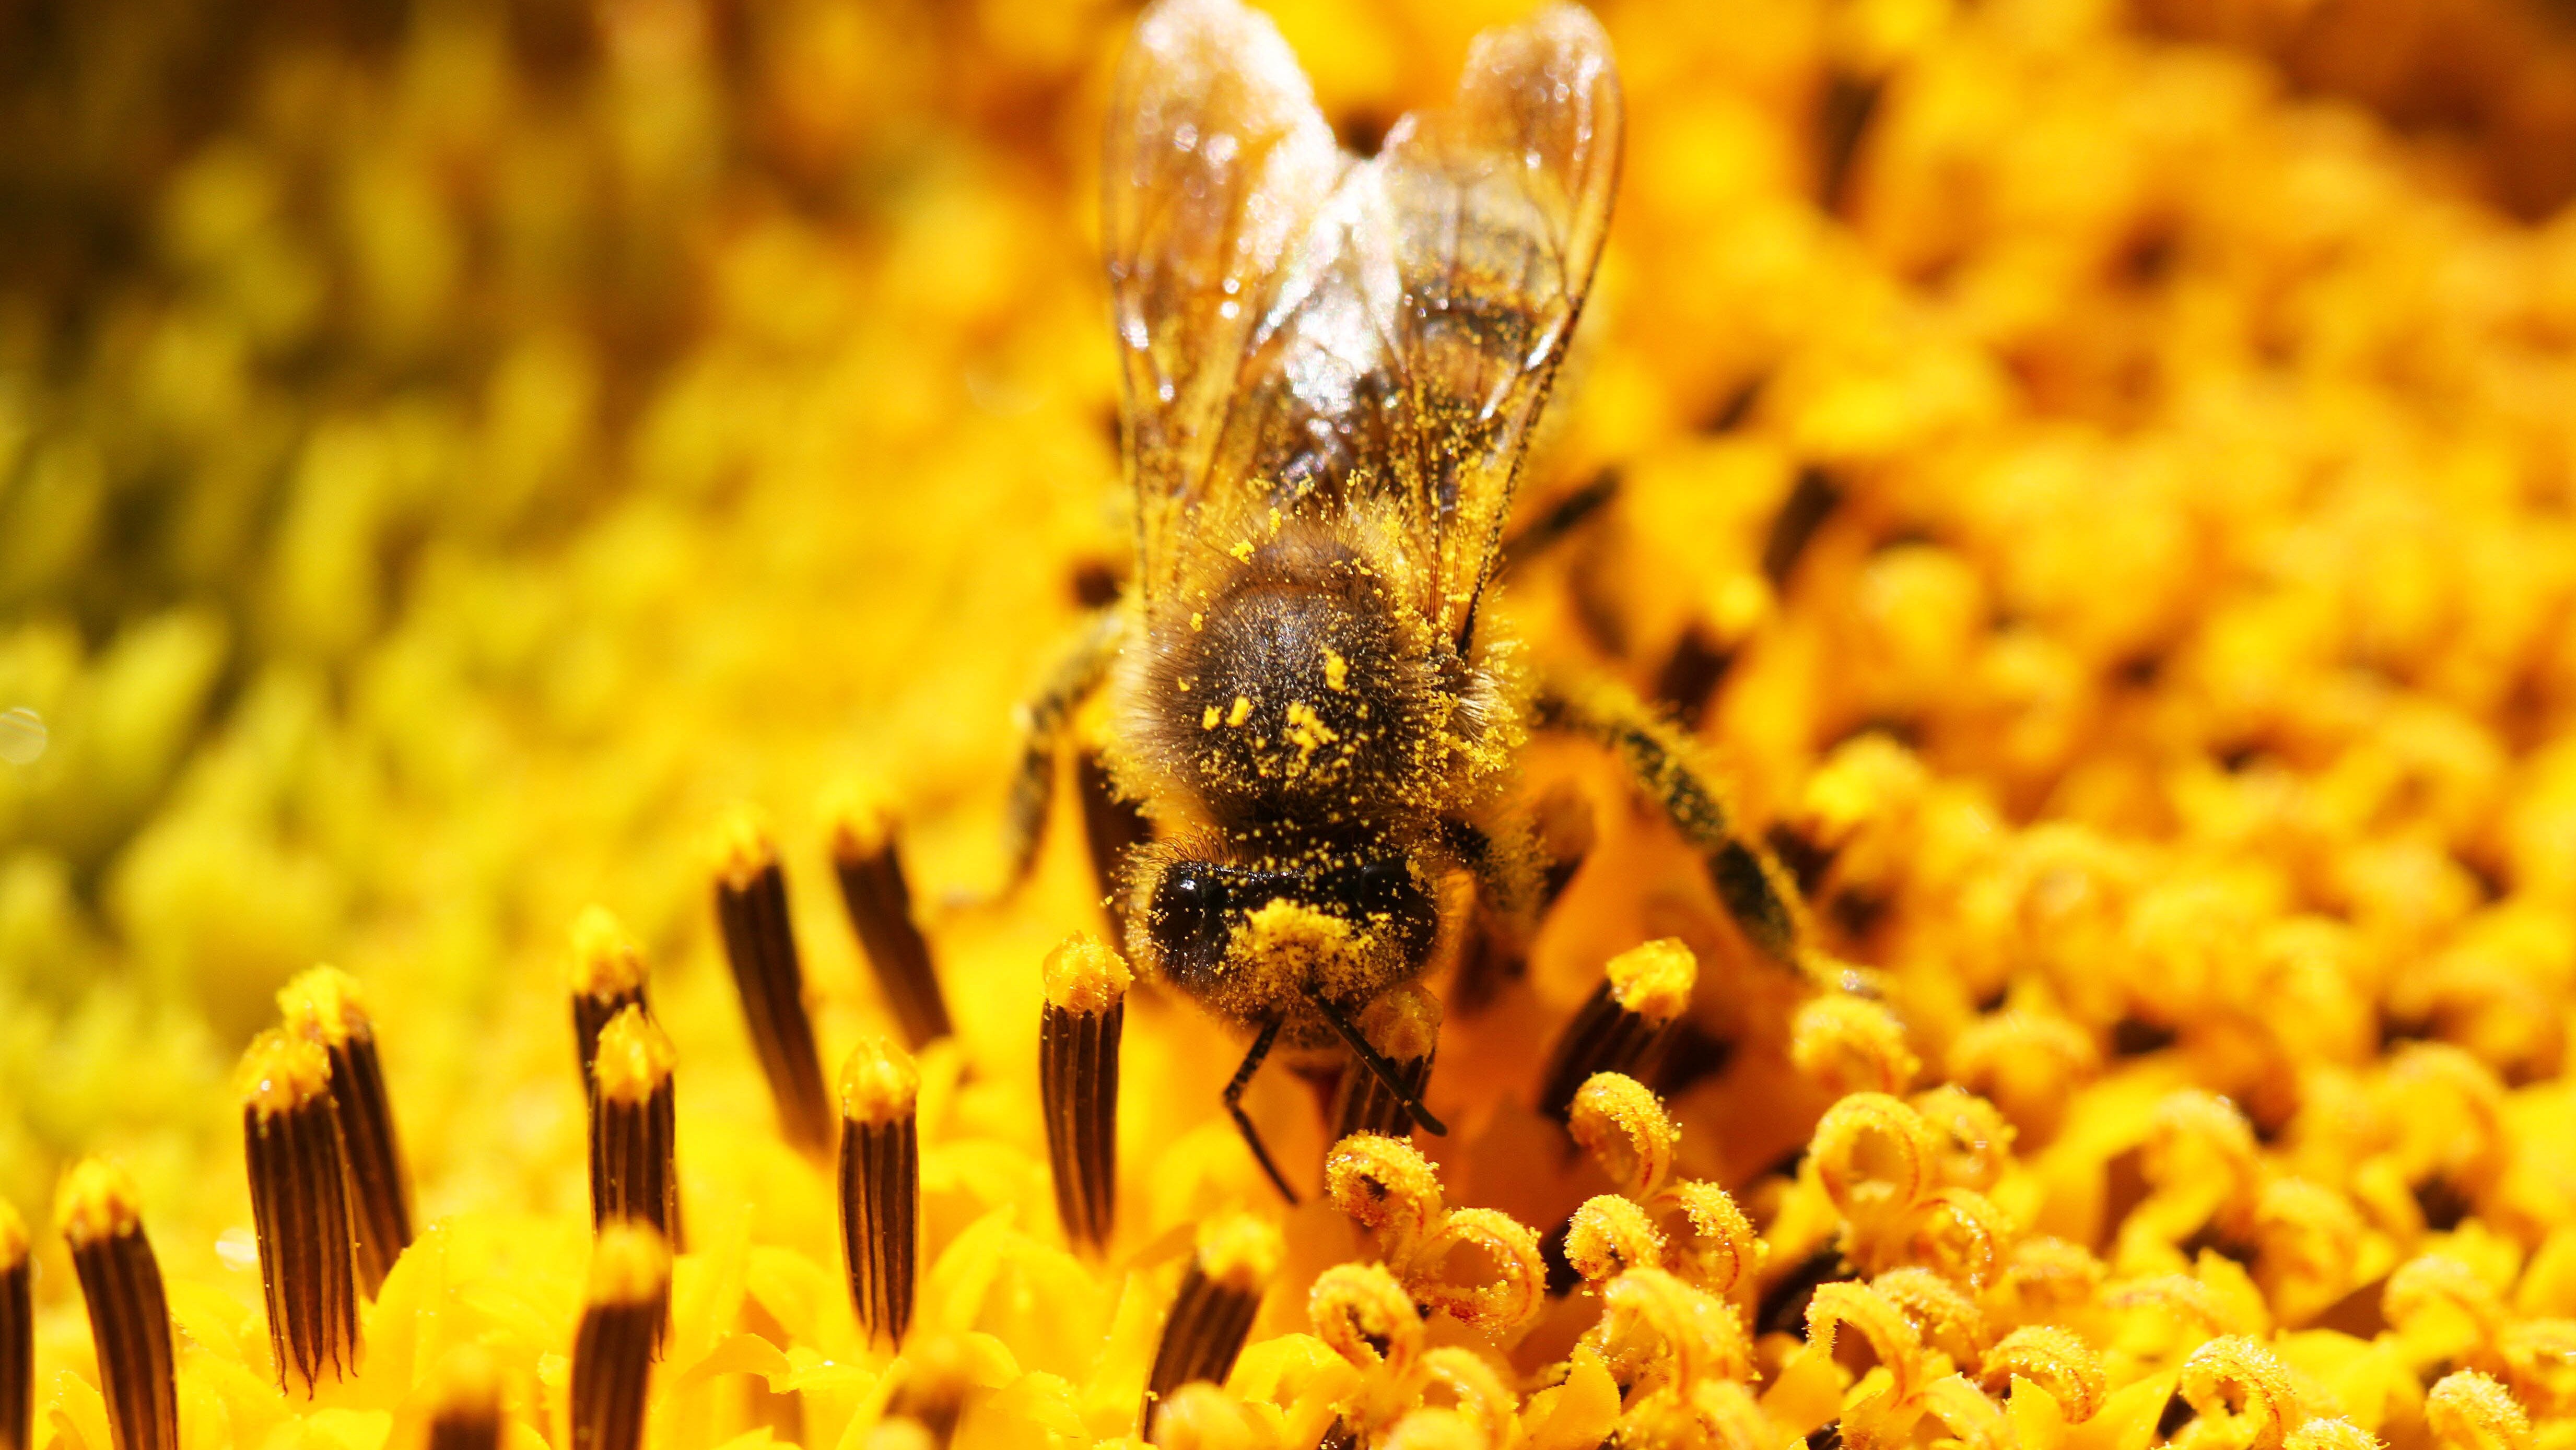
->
[11,0,2576,1443]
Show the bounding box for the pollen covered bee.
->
[1006,0,1809,1198]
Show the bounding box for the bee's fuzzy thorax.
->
[1097,489,1540,1047]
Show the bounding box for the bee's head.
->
[1126,845,1440,1045]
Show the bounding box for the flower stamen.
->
[1040,933,1129,1254]
[829,792,955,1050]
[572,1224,670,1450]
[2,1199,28,1450]
[239,1029,362,1395]
[590,1006,683,1254]
[1568,1071,1679,1198]
[1143,1214,1282,1440]
[278,966,413,1295]
[713,813,834,1153]
[426,1346,503,1450]
[55,1160,175,1450]
[1536,940,1695,1122]
[838,1037,920,1350]
[569,906,650,1094]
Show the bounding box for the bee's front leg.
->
[1530,679,1818,980]
[1223,1018,1298,1204]
[1002,607,1128,892]
[1438,812,1552,1017]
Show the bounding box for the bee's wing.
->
[1207,6,1621,643]
[1374,5,1622,644]
[1103,0,1342,604]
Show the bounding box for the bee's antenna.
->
[1302,988,1448,1137]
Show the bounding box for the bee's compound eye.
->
[1348,856,1420,913]
[1353,855,1403,889]
[1150,863,1233,990]
[1328,854,1438,965]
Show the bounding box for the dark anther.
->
[2110,1017,2179,1057]
[1334,108,1393,158]
[1498,470,1621,576]
[1762,466,1843,588]
[1814,70,1883,218]
[1756,1247,1852,1339]
[1069,558,1121,609]
[2414,1176,2473,1233]
[1538,1216,1580,1299]
[1704,374,1765,433]
[2156,1390,2196,1441]
[1652,622,1737,732]
[829,803,955,1052]
[1645,1020,1736,1101]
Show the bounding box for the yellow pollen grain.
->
[1238,898,1352,957]
[1042,932,1133,1016]
[569,905,648,999]
[1358,985,1440,1062]
[594,1006,676,1105]
[1606,938,1696,1025]
[839,1038,920,1125]
[713,806,778,889]
[1227,694,1252,727]
[1322,649,1349,691]
[587,1221,671,1306]
[1190,611,1204,631]
[1227,897,1356,1005]
[0,1197,26,1270]
[1193,1212,1283,1293]
[278,965,371,1048]
[1282,700,1338,770]
[55,1158,142,1248]
[237,1028,333,1121]
[1228,540,1253,562]
[1201,704,1221,730]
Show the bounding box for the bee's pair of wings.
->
[1104,0,1621,646]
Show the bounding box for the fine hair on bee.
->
[1003,0,1811,1203]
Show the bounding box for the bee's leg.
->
[1223,1018,1299,1205]
[1301,987,1446,1136]
[1002,607,1128,891]
[1075,751,1152,946]
[1530,681,1814,976]
[1439,816,1535,1016]
[1442,795,1593,1016]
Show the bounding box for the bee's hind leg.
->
[1530,680,1820,982]
[1001,606,1128,892]
[1223,1019,1299,1204]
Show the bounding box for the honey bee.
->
[1007,0,1807,1198]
